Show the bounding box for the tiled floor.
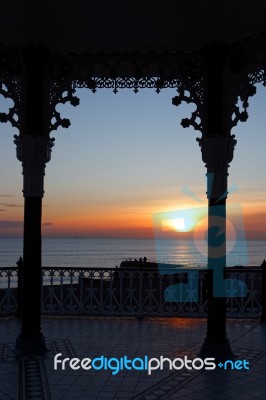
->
[0,317,265,399]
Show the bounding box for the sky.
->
[0,83,265,239]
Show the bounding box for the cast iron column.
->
[199,137,236,358]
[15,48,53,356]
[15,135,53,355]
[199,46,236,359]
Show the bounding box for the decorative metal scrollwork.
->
[0,50,22,130]
[49,82,80,132]
[74,76,182,94]
[48,53,205,134]
[49,72,205,134]
[171,56,205,133]
[172,81,204,132]
[0,266,262,318]
[230,80,257,130]
[49,59,80,132]
[248,68,266,86]
[228,34,266,133]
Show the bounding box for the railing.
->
[0,267,18,315]
[0,266,263,318]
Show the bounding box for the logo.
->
[53,354,250,374]
[152,182,248,300]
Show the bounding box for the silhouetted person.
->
[16,257,23,318]
[16,257,23,268]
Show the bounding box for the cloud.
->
[0,209,7,212]
[0,203,23,208]
[42,222,53,226]
[0,193,22,209]
[0,220,23,228]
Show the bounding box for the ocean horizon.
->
[0,237,265,269]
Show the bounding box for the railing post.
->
[16,257,23,318]
[261,260,266,322]
[137,270,143,319]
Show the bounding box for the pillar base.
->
[199,337,235,361]
[15,335,47,356]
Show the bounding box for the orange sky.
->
[0,86,266,240]
[0,193,265,240]
[39,198,266,240]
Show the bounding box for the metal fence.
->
[0,266,262,318]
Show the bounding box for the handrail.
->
[0,266,262,318]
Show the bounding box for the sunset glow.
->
[168,218,186,231]
[161,210,201,233]
[0,86,266,239]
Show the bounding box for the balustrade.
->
[0,266,262,318]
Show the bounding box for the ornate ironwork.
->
[225,269,262,317]
[47,38,266,136]
[0,50,22,130]
[48,53,205,134]
[230,79,257,131]
[48,57,80,132]
[171,56,205,133]
[248,69,266,86]
[197,136,237,198]
[0,266,262,318]
[49,84,80,133]
[172,81,204,132]
[0,267,18,315]
[228,34,266,133]
[14,135,55,197]
[74,77,183,94]
[41,267,207,316]
[40,267,261,318]
[1,41,266,138]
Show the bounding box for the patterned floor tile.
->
[19,358,51,400]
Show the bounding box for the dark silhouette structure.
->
[0,1,266,356]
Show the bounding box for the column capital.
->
[197,136,237,199]
[197,136,237,171]
[14,135,54,197]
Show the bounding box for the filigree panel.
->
[0,50,22,130]
[228,34,266,133]
[74,77,183,94]
[48,53,206,134]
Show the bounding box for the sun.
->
[170,217,186,231]
[156,207,208,235]
[162,217,191,232]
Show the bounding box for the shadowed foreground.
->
[0,317,265,400]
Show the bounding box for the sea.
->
[0,237,265,269]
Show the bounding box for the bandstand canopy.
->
[1,1,266,53]
[1,1,266,359]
